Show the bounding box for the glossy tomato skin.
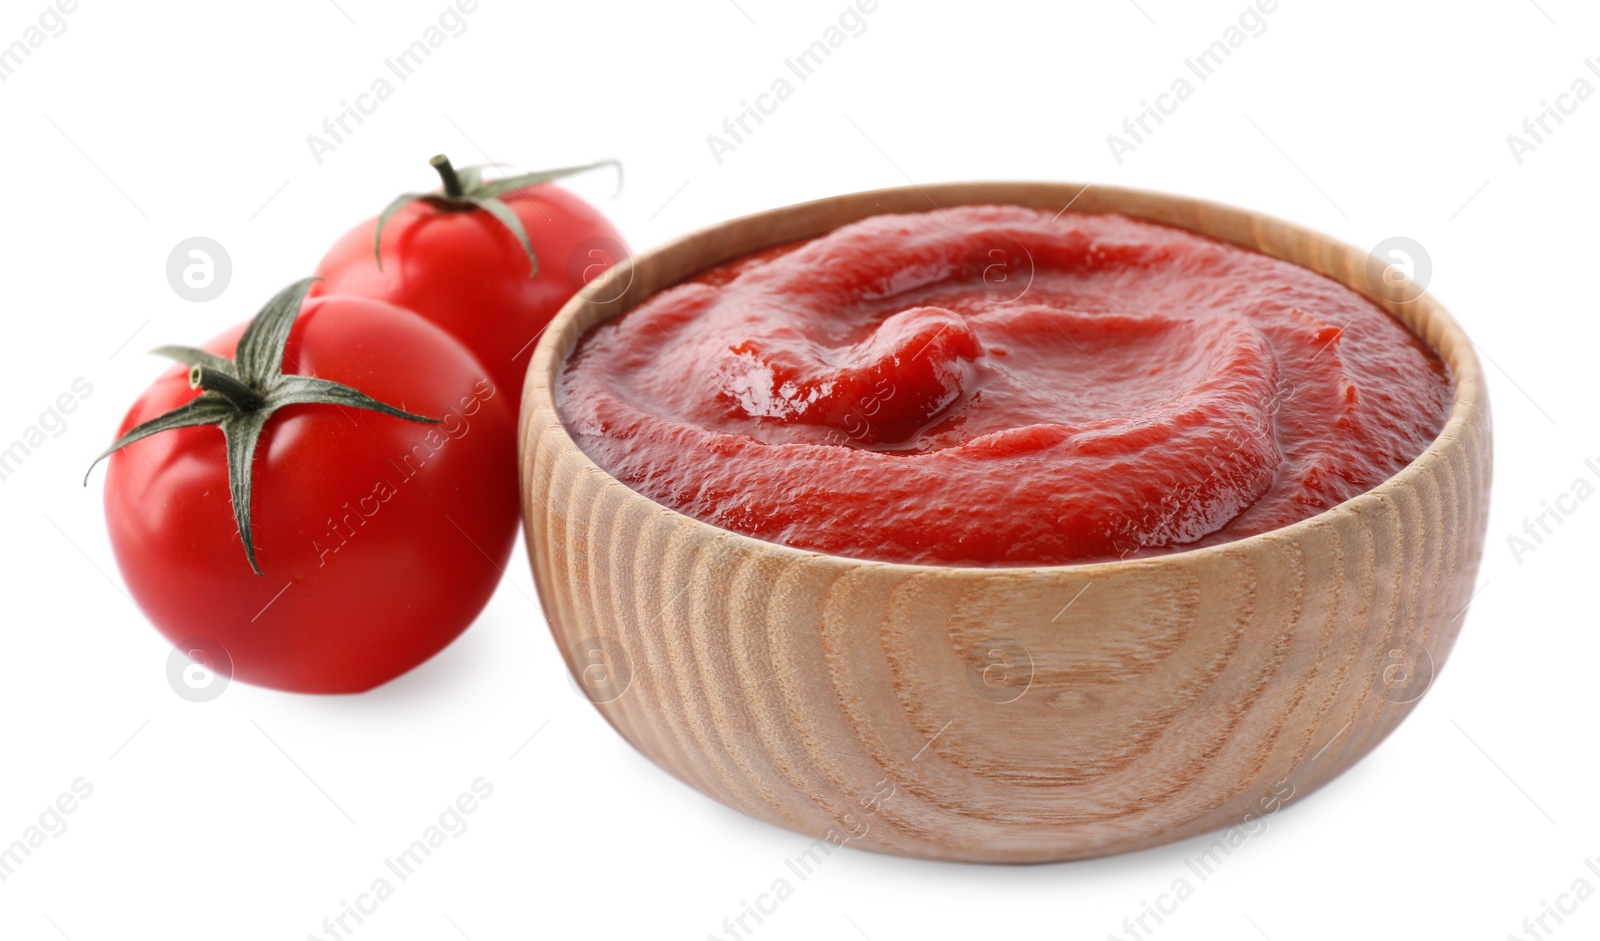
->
[103,296,519,693]
[313,183,627,407]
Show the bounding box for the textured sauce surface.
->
[557,207,1452,566]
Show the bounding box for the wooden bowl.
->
[518,182,1491,863]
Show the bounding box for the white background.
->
[0,1,1594,939]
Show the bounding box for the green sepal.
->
[473,159,622,200]
[373,193,428,273]
[234,278,317,388]
[370,155,621,277]
[219,410,272,576]
[470,196,539,277]
[270,375,435,422]
[83,396,236,486]
[85,277,440,576]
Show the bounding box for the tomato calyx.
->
[372,153,622,277]
[85,277,439,577]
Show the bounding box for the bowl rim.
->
[524,181,1487,577]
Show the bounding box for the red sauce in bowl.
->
[557,206,1451,566]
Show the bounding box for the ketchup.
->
[557,207,1450,566]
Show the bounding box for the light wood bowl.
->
[518,183,1491,863]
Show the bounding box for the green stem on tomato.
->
[373,154,622,274]
[189,365,265,411]
[430,154,466,199]
[85,278,438,576]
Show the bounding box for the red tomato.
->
[102,294,519,693]
[313,160,628,406]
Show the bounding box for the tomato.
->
[313,156,629,406]
[98,282,519,693]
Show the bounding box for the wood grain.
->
[518,183,1492,863]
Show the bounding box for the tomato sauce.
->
[557,207,1451,566]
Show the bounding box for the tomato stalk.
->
[430,154,467,199]
[189,365,265,410]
